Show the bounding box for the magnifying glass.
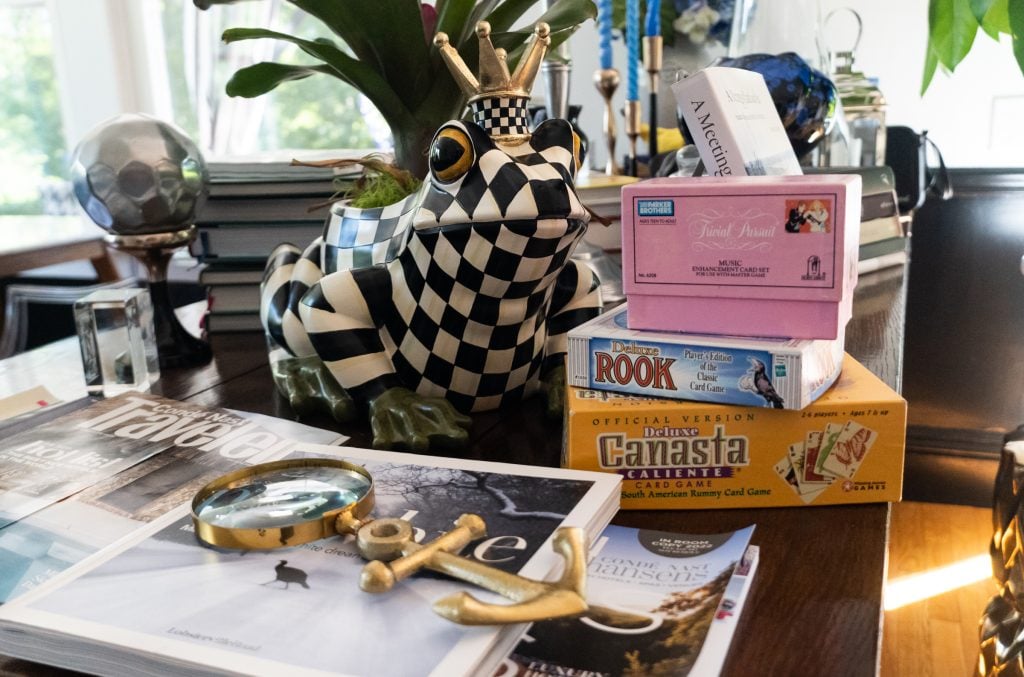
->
[190,457,591,625]
[191,457,375,551]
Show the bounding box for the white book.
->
[0,444,621,677]
[672,67,802,177]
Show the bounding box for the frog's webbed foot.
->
[540,363,567,419]
[271,355,356,423]
[369,387,472,453]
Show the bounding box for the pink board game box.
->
[621,175,862,339]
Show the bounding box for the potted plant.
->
[923,0,1023,92]
[194,0,598,179]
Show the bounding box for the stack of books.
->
[195,152,363,333]
[806,165,908,273]
[562,66,907,511]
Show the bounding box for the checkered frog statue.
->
[259,22,602,452]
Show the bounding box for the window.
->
[0,0,69,216]
[155,0,388,157]
[0,0,390,221]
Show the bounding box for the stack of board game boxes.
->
[562,67,906,510]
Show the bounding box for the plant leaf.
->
[493,25,583,67]
[489,0,597,56]
[970,0,996,25]
[225,62,335,98]
[534,0,598,32]
[485,0,542,33]
[982,0,1011,35]
[1009,0,1024,77]
[928,0,980,70]
[466,0,505,42]
[285,0,433,109]
[221,28,414,127]
[920,42,940,94]
[436,0,478,39]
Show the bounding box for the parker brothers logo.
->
[637,199,674,217]
[597,425,751,480]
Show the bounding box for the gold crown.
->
[434,21,550,103]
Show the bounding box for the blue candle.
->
[626,0,639,100]
[645,0,661,37]
[597,0,613,70]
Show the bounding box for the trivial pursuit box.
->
[621,175,862,339]
[562,355,906,509]
[566,304,843,410]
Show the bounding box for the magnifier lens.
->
[194,464,373,530]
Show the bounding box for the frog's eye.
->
[430,127,475,183]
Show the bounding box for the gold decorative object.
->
[624,99,642,177]
[191,458,590,626]
[593,68,622,175]
[435,20,551,145]
[643,34,664,159]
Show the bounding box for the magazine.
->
[0,444,622,677]
[498,524,757,677]
[0,394,348,603]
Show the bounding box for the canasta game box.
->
[563,355,906,509]
[621,174,862,340]
[566,305,844,409]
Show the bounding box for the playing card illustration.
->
[822,421,878,479]
[802,430,832,485]
[814,423,844,477]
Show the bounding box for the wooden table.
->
[0,264,907,677]
[0,216,118,281]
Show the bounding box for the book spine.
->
[861,189,898,221]
[678,86,746,177]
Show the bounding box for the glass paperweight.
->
[74,288,160,396]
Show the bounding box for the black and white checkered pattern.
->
[471,96,531,138]
[261,238,322,357]
[297,117,600,412]
[322,191,419,274]
[416,119,586,229]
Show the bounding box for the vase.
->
[322,192,421,274]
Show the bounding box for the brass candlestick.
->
[643,35,664,160]
[624,99,642,177]
[593,68,621,175]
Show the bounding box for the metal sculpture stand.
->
[593,68,622,176]
[105,227,212,368]
[643,34,663,160]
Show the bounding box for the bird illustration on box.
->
[261,560,310,590]
[259,22,602,452]
[740,357,785,409]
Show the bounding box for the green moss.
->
[348,171,422,209]
[342,154,421,209]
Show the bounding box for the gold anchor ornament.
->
[191,458,590,625]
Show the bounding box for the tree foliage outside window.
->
[159,0,383,155]
[0,2,68,216]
